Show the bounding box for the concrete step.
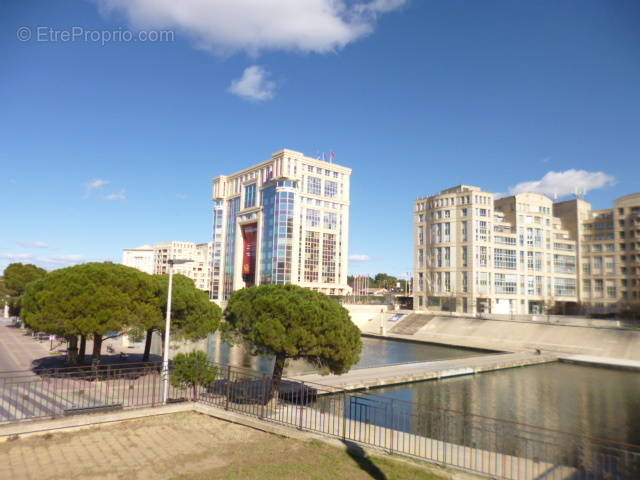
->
[389,313,434,335]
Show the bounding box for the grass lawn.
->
[0,412,451,480]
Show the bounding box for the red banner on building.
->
[241,223,258,281]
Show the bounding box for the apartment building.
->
[211,148,351,301]
[122,241,213,293]
[554,193,640,313]
[414,185,578,314]
[122,245,155,275]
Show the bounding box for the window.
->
[324,180,338,198]
[495,236,516,245]
[495,274,517,294]
[418,249,424,268]
[307,177,321,195]
[462,246,468,267]
[244,183,257,208]
[320,212,336,230]
[594,279,604,297]
[478,246,488,267]
[477,272,490,293]
[555,278,576,297]
[554,255,576,274]
[444,272,451,292]
[495,249,517,270]
[306,209,320,227]
[594,256,603,269]
[443,222,451,242]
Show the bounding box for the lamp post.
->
[162,258,193,405]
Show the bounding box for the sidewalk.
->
[0,323,52,373]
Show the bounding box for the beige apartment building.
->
[122,241,213,293]
[554,193,640,313]
[211,148,351,301]
[414,186,640,314]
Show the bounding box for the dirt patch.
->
[0,412,448,480]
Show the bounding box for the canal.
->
[207,333,640,457]
[206,333,486,375]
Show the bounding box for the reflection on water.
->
[357,362,640,465]
[206,333,484,376]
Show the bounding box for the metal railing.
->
[1,361,639,479]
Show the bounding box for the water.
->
[207,333,640,460]
[206,333,484,375]
[367,362,640,446]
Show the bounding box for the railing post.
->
[388,399,394,455]
[297,382,304,430]
[225,365,232,410]
[260,373,266,419]
[342,391,348,441]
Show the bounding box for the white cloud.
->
[86,179,110,190]
[97,0,406,55]
[0,253,90,270]
[349,254,372,262]
[508,169,616,199]
[105,189,128,201]
[0,253,34,260]
[17,241,49,249]
[176,193,187,200]
[228,65,276,101]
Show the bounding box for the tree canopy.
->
[22,263,222,365]
[2,263,47,315]
[224,284,362,387]
[132,274,222,361]
[22,262,158,364]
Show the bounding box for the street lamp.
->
[162,258,193,405]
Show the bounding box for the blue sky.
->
[1,0,639,276]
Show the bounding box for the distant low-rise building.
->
[122,241,213,293]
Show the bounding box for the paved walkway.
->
[292,351,558,391]
[0,323,51,374]
[560,354,640,370]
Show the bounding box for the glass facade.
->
[244,183,256,208]
[260,187,295,284]
[211,205,224,299]
[223,197,240,299]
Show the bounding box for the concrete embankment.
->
[293,351,558,392]
[344,305,640,364]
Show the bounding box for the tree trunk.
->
[78,335,87,363]
[92,334,103,365]
[143,328,154,362]
[270,353,286,400]
[67,335,79,366]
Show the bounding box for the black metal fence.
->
[1,361,639,480]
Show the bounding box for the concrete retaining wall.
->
[347,307,640,361]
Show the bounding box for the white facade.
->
[211,148,351,301]
[122,246,155,275]
[122,241,213,293]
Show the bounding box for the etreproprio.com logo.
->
[17,26,175,46]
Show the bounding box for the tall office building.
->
[122,241,213,292]
[210,148,351,301]
[414,186,640,314]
